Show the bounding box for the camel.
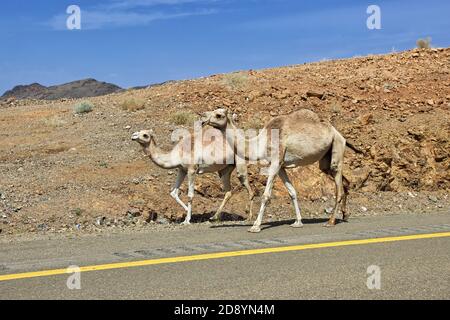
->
[131,126,254,225]
[202,108,356,233]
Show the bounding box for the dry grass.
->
[42,116,67,128]
[120,98,146,112]
[73,101,94,114]
[417,37,432,49]
[170,111,197,126]
[221,72,249,91]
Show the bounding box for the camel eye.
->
[143,134,149,139]
[216,114,224,119]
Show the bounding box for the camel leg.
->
[249,164,280,233]
[278,168,303,228]
[324,135,346,227]
[210,166,234,222]
[342,175,350,222]
[182,169,196,225]
[319,149,333,224]
[236,164,255,221]
[170,169,188,211]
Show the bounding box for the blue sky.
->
[0,0,449,94]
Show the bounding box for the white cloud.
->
[106,0,219,10]
[48,7,217,30]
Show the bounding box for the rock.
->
[306,91,325,100]
[124,125,131,130]
[157,217,169,225]
[146,210,158,222]
[246,91,263,102]
[96,216,106,226]
[37,223,48,231]
[360,206,368,212]
[127,207,141,218]
[222,98,233,107]
[359,113,374,125]
[324,207,333,214]
[428,195,438,203]
[407,128,425,141]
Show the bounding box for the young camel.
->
[131,127,254,225]
[203,108,354,233]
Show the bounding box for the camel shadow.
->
[209,217,344,230]
[187,211,246,224]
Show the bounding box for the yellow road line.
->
[1,232,449,282]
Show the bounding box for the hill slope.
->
[0,48,449,235]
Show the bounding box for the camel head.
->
[131,129,153,146]
[202,108,237,129]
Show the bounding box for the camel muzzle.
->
[131,133,139,141]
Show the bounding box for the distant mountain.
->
[1,79,123,100]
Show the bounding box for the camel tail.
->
[346,141,364,154]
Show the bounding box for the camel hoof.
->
[290,222,304,228]
[181,221,191,226]
[248,226,261,233]
[323,221,336,228]
[209,216,220,223]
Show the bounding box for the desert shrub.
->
[42,116,67,127]
[221,72,249,90]
[120,98,146,112]
[330,104,342,115]
[98,161,108,168]
[416,37,432,49]
[70,208,83,216]
[73,101,94,114]
[170,111,197,126]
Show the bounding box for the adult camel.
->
[132,126,254,225]
[203,108,356,233]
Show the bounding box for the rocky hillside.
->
[0,48,449,236]
[1,78,122,100]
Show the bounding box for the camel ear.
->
[232,113,238,122]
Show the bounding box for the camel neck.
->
[143,137,180,169]
[226,119,267,162]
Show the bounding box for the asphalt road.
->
[1,213,449,299]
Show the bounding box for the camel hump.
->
[292,109,321,122]
[265,109,324,131]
